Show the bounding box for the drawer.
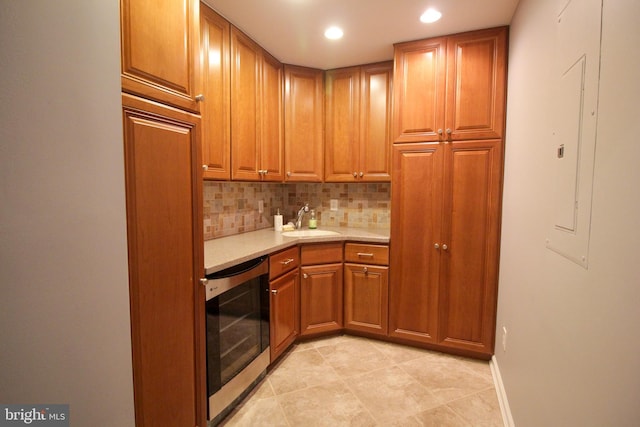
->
[269,246,300,280]
[300,242,343,265]
[344,243,389,265]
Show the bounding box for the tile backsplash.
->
[203,182,391,240]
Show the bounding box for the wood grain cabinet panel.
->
[325,62,392,182]
[121,0,201,113]
[393,27,507,143]
[284,65,324,182]
[122,93,205,427]
[230,27,284,182]
[200,4,230,180]
[389,140,503,358]
[344,243,389,337]
[269,268,300,362]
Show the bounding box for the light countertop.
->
[204,226,390,274]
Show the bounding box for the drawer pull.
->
[280,258,295,265]
[357,252,374,258]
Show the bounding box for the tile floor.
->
[219,335,504,426]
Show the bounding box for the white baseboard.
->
[490,356,515,427]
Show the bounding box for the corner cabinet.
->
[230,27,284,182]
[199,4,231,180]
[393,27,507,143]
[389,140,503,358]
[325,62,392,182]
[120,0,201,113]
[122,93,206,427]
[284,65,324,182]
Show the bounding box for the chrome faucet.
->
[295,203,309,229]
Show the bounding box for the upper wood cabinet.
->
[230,27,283,181]
[393,26,507,143]
[120,0,201,113]
[284,65,324,182]
[200,4,230,180]
[325,62,392,182]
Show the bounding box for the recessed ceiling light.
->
[324,26,344,40]
[420,8,442,24]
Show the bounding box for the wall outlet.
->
[330,199,339,211]
[258,200,264,213]
[502,326,508,352]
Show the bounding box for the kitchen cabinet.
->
[389,140,503,358]
[230,27,284,181]
[325,62,392,182]
[199,4,231,180]
[122,93,206,427]
[284,65,324,182]
[344,243,389,336]
[300,243,343,336]
[393,26,507,143]
[120,0,201,113]
[269,246,300,362]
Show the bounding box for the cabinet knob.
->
[434,243,440,249]
[303,273,308,279]
[446,128,452,135]
[195,94,205,102]
[359,172,364,177]
[199,278,208,286]
[271,289,278,295]
[202,165,209,171]
[353,172,358,177]
[287,171,292,177]
[438,129,443,135]
[363,266,368,274]
[442,244,448,251]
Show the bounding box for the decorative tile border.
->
[203,182,391,240]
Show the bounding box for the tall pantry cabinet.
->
[120,0,206,426]
[389,26,507,359]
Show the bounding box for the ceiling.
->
[201,0,520,70]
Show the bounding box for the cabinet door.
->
[260,51,284,181]
[122,94,205,427]
[200,5,230,180]
[392,38,447,143]
[344,263,389,336]
[231,27,261,181]
[270,269,300,362]
[360,62,393,181]
[389,143,443,344]
[325,67,360,182]
[438,139,503,355]
[121,0,200,113]
[300,264,343,336]
[284,65,324,182]
[445,27,507,141]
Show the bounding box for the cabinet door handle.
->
[271,289,278,295]
[199,278,208,286]
[446,128,452,135]
[195,94,205,102]
[438,129,443,135]
[353,172,358,177]
[287,171,292,177]
[442,244,448,251]
[357,252,374,258]
[359,172,364,177]
[303,273,308,279]
[363,266,368,274]
[434,243,440,249]
[202,164,209,171]
[280,258,294,265]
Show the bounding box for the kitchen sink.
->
[281,229,341,237]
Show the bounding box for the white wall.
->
[496,0,640,425]
[0,1,135,426]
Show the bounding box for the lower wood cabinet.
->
[269,246,300,362]
[300,243,343,336]
[344,243,389,336]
